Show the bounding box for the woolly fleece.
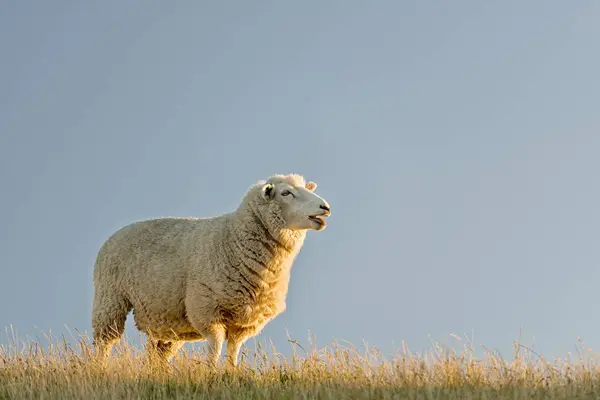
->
[91,174,330,367]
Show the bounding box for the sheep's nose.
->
[320,203,331,213]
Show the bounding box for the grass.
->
[1,329,600,399]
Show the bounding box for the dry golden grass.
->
[1,328,600,399]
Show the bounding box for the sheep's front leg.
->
[202,324,226,368]
[226,339,244,368]
[226,327,252,368]
[186,296,226,367]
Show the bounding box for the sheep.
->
[91,174,331,368]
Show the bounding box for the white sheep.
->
[92,174,331,367]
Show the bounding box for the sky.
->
[1,1,600,360]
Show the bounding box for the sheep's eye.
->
[281,190,293,197]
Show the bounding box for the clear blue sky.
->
[1,1,599,359]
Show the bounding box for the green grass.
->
[1,330,600,399]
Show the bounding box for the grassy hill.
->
[1,331,599,399]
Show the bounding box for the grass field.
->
[1,329,600,399]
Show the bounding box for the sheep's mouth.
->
[308,216,327,227]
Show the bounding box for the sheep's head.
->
[259,174,331,232]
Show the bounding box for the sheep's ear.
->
[262,183,275,200]
[305,181,317,192]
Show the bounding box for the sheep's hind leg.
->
[146,339,183,368]
[91,289,132,365]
